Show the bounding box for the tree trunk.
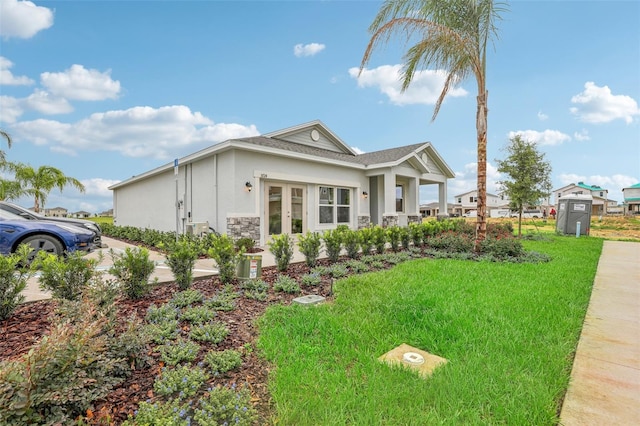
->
[475,90,488,250]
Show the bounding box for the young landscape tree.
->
[496,134,552,236]
[360,0,508,247]
[13,163,85,213]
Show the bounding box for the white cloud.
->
[81,178,121,197]
[0,0,54,39]
[570,82,640,124]
[0,56,34,85]
[41,64,121,101]
[573,129,590,141]
[508,129,571,146]
[450,161,502,198]
[558,173,637,203]
[537,111,548,121]
[12,105,260,159]
[0,95,23,123]
[349,65,468,106]
[24,89,74,114]
[293,43,326,57]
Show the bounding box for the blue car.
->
[0,209,95,260]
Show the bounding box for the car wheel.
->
[21,234,65,261]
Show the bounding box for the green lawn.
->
[257,235,602,425]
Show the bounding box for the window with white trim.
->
[396,185,404,212]
[319,186,351,224]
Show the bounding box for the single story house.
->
[109,121,455,245]
[552,182,609,216]
[420,202,455,218]
[622,183,640,215]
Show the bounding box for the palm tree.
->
[0,129,12,165]
[0,178,31,201]
[360,0,507,245]
[13,163,85,213]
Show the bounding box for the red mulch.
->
[0,259,337,425]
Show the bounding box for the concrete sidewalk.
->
[559,240,640,425]
[22,236,308,303]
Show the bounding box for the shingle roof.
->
[236,136,426,166]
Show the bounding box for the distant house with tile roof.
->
[109,120,455,244]
[552,182,610,216]
[622,183,640,215]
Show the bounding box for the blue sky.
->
[1,0,638,214]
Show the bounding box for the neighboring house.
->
[452,190,509,217]
[622,183,640,215]
[99,208,114,217]
[420,202,455,218]
[109,121,455,245]
[72,211,92,218]
[43,207,68,217]
[552,182,608,216]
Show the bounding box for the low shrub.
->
[181,305,216,324]
[426,232,474,253]
[193,384,257,426]
[297,231,322,267]
[204,285,238,312]
[322,229,343,262]
[109,247,156,299]
[208,234,241,284]
[204,349,242,375]
[35,250,98,301]
[479,236,525,259]
[189,321,229,344]
[241,279,269,301]
[342,229,361,259]
[386,226,402,252]
[344,259,369,273]
[170,289,204,308]
[157,337,200,366]
[146,303,179,324]
[164,239,199,290]
[273,275,301,294]
[371,225,387,254]
[268,234,294,272]
[122,398,189,426]
[153,365,208,399]
[146,319,180,344]
[300,273,322,286]
[358,227,375,255]
[0,245,32,320]
[235,237,256,253]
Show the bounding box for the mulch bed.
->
[0,258,338,425]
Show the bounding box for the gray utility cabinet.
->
[556,194,593,235]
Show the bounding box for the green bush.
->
[322,229,343,262]
[399,226,411,250]
[189,321,229,343]
[146,319,180,344]
[146,303,179,323]
[204,349,242,375]
[386,226,402,252]
[273,275,301,294]
[180,305,216,324]
[193,385,257,426]
[153,365,208,399]
[0,297,126,425]
[241,279,269,301]
[409,222,424,246]
[204,285,238,312]
[122,398,189,426]
[301,273,322,286]
[426,232,474,253]
[164,239,199,290]
[344,259,369,273]
[235,237,256,253]
[109,247,156,299]
[371,225,387,254]
[479,236,525,259]
[358,227,375,255]
[342,229,361,259]
[268,234,294,272]
[297,231,322,267]
[157,337,200,366]
[0,245,32,321]
[35,250,98,301]
[170,289,204,308]
[208,234,241,283]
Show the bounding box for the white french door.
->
[265,182,306,238]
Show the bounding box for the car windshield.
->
[0,209,27,221]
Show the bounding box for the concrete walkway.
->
[559,240,640,425]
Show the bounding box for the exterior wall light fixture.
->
[362,191,368,199]
[245,182,253,192]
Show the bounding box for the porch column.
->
[382,170,398,227]
[437,182,449,219]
